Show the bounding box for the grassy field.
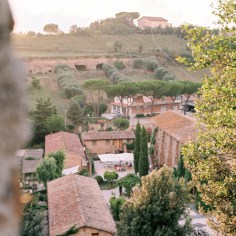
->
[12,34,187,58]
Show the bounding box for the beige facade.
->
[84,138,133,154]
[138,16,170,29]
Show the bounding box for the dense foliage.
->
[134,122,141,174]
[117,167,192,236]
[181,0,236,234]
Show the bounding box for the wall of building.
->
[84,139,133,154]
[138,18,168,28]
[77,227,114,236]
[154,128,181,167]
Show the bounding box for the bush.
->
[113,60,125,70]
[154,67,169,80]
[78,168,89,176]
[54,63,71,74]
[31,77,41,89]
[113,41,122,52]
[133,58,145,69]
[145,59,159,71]
[126,142,134,150]
[94,175,104,185]
[162,73,176,81]
[136,113,145,118]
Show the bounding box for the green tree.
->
[134,122,141,174]
[48,151,65,177]
[179,80,201,115]
[180,0,236,234]
[36,157,57,187]
[31,77,41,89]
[176,155,185,179]
[30,98,57,145]
[45,114,64,133]
[113,117,129,130]
[67,102,84,133]
[117,173,141,196]
[140,80,168,114]
[138,126,149,177]
[20,196,44,236]
[104,171,119,187]
[109,195,126,221]
[43,23,59,34]
[81,80,109,116]
[117,167,192,236]
[165,80,184,109]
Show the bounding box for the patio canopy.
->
[98,153,133,164]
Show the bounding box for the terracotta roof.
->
[82,131,135,141]
[138,16,168,21]
[150,110,197,143]
[45,132,87,169]
[48,174,116,236]
[22,158,42,174]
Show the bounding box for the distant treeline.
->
[20,12,219,39]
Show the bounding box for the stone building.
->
[150,110,196,167]
[82,131,135,154]
[47,174,116,236]
[138,16,172,28]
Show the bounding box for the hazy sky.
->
[8,0,217,33]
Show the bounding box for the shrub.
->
[54,63,71,74]
[162,73,176,81]
[145,59,159,71]
[31,77,41,89]
[126,142,134,150]
[113,60,125,70]
[154,67,169,80]
[136,113,145,118]
[113,41,122,52]
[78,168,89,176]
[133,58,145,69]
[94,175,104,185]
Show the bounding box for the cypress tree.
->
[133,122,141,174]
[138,126,149,177]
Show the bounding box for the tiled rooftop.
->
[48,174,116,236]
[45,132,87,169]
[138,16,168,21]
[82,131,135,141]
[150,110,197,143]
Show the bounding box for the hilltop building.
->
[138,16,172,28]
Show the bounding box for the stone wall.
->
[154,128,180,168]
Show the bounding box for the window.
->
[105,140,110,145]
[113,105,116,111]
[92,234,99,236]
[92,140,97,146]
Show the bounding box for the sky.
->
[8,0,218,33]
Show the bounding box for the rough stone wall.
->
[0,1,29,235]
[154,128,180,168]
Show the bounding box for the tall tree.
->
[45,114,64,133]
[138,126,149,177]
[67,102,84,133]
[81,80,109,116]
[134,122,141,174]
[36,157,57,188]
[140,80,168,114]
[117,167,192,236]
[43,23,59,34]
[113,117,129,130]
[105,82,138,117]
[165,80,184,109]
[48,151,65,177]
[179,81,201,114]
[181,0,236,234]
[30,98,57,145]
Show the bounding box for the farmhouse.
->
[138,16,172,29]
[150,110,197,167]
[45,131,88,175]
[111,95,181,117]
[47,174,116,236]
[82,131,135,154]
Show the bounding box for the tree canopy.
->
[43,23,59,34]
[181,0,236,234]
[117,166,192,236]
[45,114,64,133]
